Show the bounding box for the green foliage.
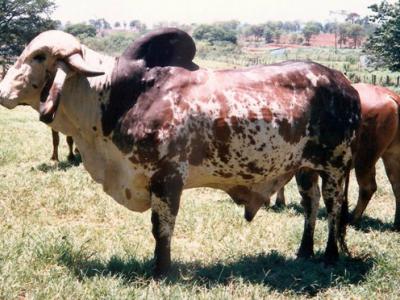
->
[302,22,322,44]
[338,23,348,48]
[0,0,57,65]
[193,24,237,44]
[215,20,240,32]
[129,20,147,33]
[347,23,365,48]
[82,31,140,56]
[64,23,96,39]
[263,27,274,43]
[364,0,400,71]
[88,18,111,31]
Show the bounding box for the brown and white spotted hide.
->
[0,29,361,276]
[274,83,400,231]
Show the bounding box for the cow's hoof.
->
[323,249,339,266]
[392,223,400,232]
[297,247,314,259]
[348,214,360,226]
[153,267,169,279]
[244,209,255,222]
[67,154,75,162]
[323,255,338,266]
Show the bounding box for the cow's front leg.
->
[149,162,184,277]
[51,129,60,161]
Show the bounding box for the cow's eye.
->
[33,53,46,63]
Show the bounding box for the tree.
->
[89,18,111,31]
[323,22,337,33]
[346,12,361,24]
[193,24,237,44]
[338,23,348,48]
[263,27,274,43]
[129,20,146,33]
[64,23,97,39]
[274,30,283,44]
[246,24,264,41]
[347,23,364,48]
[302,22,321,45]
[114,21,121,28]
[364,1,400,70]
[216,20,240,32]
[0,0,57,67]
[282,21,300,32]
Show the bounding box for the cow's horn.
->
[66,53,105,77]
[39,61,69,124]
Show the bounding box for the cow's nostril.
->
[32,84,39,89]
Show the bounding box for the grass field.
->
[1,78,400,298]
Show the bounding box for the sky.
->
[52,0,381,26]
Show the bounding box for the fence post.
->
[386,75,390,86]
[397,76,400,87]
[372,74,376,85]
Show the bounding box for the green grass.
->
[1,94,400,298]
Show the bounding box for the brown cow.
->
[0,29,361,276]
[273,83,400,230]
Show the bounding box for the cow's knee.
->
[351,175,377,224]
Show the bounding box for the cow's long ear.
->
[122,28,198,70]
[39,52,104,124]
[39,61,69,124]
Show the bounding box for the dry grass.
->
[1,102,400,299]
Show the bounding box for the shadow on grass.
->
[269,202,395,233]
[351,215,394,233]
[270,202,328,220]
[36,155,82,172]
[58,246,374,296]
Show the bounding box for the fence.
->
[200,54,400,89]
[347,73,400,87]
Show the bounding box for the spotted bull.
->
[0,28,361,276]
[273,83,400,230]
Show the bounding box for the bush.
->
[64,23,97,39]
[82,31,140,56]
[193,24,237,44]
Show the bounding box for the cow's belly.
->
[185,131,308,188]
[73,136,151,212]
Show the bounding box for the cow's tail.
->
[338,165,351,255]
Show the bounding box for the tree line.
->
[0,0,400,72]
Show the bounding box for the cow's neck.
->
[51,51,116,139]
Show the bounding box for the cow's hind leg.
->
[382,154,400,231]
[320,170,347,263]
[66,136,75,161]
[350,166,377,225]
[296,169,320,258]
[275,187,286,207]
[51,129,60,161]
[149,162,185,277]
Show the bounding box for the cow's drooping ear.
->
[39,61,69,124]
[122,28,199,71]
[38,52,104,124]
